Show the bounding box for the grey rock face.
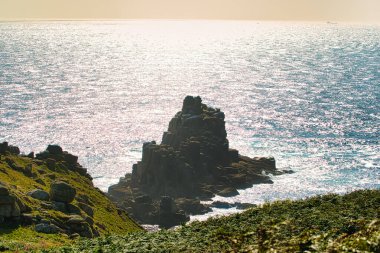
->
[46,145,63,155]
[50,181,76,203]
[0,185,24,222]
[28,189,50,201]
[108,96,282,228]
[35,223,60,234]
[66,215,93,238]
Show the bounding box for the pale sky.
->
[0,0,379,22]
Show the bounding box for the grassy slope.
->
[49,189,379,252]
[0,154,142,252]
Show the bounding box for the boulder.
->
[0,143,21,155]
[67,204,81,214]
[8,145,20,155]
[0,194,21,220]
[50,181,76,203]
[46,145,63,155]
[35,223,60,234]
[52,201,67,212]
[175,198,211,215]
[217,187,239,197]
[28,189,50,201]
[0,188,24,221]
[24,164,33,177]
[78,202,94,217]
[66,215,93,238]
[211,201,234,209]
[63,152,78,164]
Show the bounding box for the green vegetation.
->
[48,189,379,252]
[1,150,379,252]
[0,153,142,252]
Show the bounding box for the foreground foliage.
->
[48,189,379,252]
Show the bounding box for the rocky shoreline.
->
[108,96,291,228]
[1,96,291,231]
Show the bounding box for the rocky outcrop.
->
[0,142,20,156]
[28,189,50,201]
[0,143,141,240]
[35,145,91,179]
[108,96,288,227]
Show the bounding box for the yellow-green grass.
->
[0,154,142,252]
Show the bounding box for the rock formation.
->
[0,183,30,223]
[108,96,287,228]
[50,181,77,203]
[0,143,141,239]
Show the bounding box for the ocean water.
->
[0,21,379,219]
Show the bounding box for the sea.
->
[0,20,379,220]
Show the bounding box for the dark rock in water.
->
[108,96,283,227]
[217,187,239,197]
[182,95,202,115]
[175,198,211,215]
[210,201,234,209]
[158,196,189,229]
[50,181,76,203]
[28,189,50,201]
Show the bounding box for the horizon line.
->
[0,18,379,25]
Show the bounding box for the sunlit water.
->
[1,21,379,220]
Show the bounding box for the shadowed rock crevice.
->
[108,96,289,228]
